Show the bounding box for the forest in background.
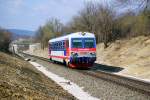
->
[35,0,150,48]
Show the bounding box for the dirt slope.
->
[0,52,75,100]
[96,36,150,79]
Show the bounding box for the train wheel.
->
[66,62,69,67]
[68,62,76,69]
[63,59,66,66]
[49,58,52,62]
[65,59,69,67]
[53,61,57,63]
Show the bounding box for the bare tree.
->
[35,18,63,49]
[95,6,115,47]
[63,2,116,47]
[115,0,150,11]
[35,0,150,49]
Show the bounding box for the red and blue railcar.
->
[48,32,96,68]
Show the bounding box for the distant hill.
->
[8,29,35,40]
[8,29,35,36]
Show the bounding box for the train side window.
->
[49,44,51,50]
[52,43,54,50]
[59,42,61,50]
[50,44,51,49]
[56,42,58,50]
[58,42,59,50]
[58,42,60,50]
[53,43,54,50]
[62,41,64,50]
[61,41,63,50]
[51,43,52,50]
[57,42,58,50]
[61,42,63,50]
[54,43,56,50]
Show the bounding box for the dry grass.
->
[96,36,150,79]
[26,48,48,59]
[0,52,75,100]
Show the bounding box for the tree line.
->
[35,18,63,49]
[35,0,150,48]
[0,28,12,52]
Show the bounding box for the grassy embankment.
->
[0,52,75,99]
[96,36,150,78]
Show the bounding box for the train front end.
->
[69,32,96,68]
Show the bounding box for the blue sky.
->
[0,0,141,31]
[0,0,100,31]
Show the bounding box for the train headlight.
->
[90,52,96,57]
[71,52,74,55]
[71,52,78,57]
[81,32,86,36]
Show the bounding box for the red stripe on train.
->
[49,55,69,59]
[71,48,96,52]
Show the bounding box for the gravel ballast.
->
[26,55,150,100]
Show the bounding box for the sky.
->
[0,0,100,31]
[0,0,142,31]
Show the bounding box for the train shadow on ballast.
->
[90,63,124,73]
[50,60,124,72]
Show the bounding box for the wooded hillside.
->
[35,0,150,48]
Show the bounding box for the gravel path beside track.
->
[24,54,150,100]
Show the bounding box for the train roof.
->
[49,32,95,43]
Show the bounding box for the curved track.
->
[20,52,150,95]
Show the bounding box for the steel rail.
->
[20,52,150,95]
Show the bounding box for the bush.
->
[0,28,12,52]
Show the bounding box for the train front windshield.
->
[72,39,82,48]
[84,38,95,48]
[72,38,95,48]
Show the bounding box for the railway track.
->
[20,52,150,95]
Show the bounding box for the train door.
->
[64,39,70,66]
[65,39,69,57]
[49,43,51,60]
